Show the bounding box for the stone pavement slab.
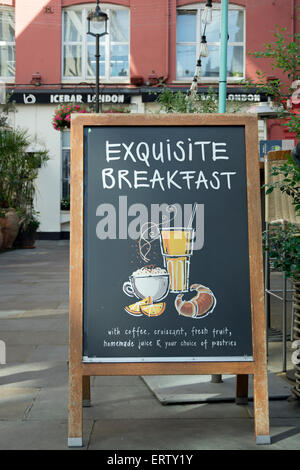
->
[248,397,300,419]
[3,345,37,364]
[0,386,39,420]
[26,385,68,421]
[0,330,68,346]
[0,362,68,389]
[88,416,300,450]
[0,419,93,450]
[142,372,291,404]
[85,383,250,421]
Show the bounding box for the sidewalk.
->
[0,240,299,450]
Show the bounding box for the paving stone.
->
[88,418,262,450]
[0,419,93,450]
[89,417,300,450]
[248,397,300,419]
[85,386,250,420]
[26,385,68,421]
[0,311,25,319]
[4,345,38,363]
[0,361,68,389]
[21,309,68,318]
[92,375,148,387]
[0,317,64,331]
[0,331,68,346]
[26,345,69,363]
[0,386,39,420]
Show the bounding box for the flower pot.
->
[130,76,144,86]
[148,72,159,86]
[0,209,20,249]
[14,228,38,249]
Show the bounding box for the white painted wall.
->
[10,104,61,233]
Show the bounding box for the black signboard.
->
[82,124,253,362]
[7,86,267,105]
[68,114,270,447]
[8,89,131,105]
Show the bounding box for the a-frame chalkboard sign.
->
[68,113,270,446]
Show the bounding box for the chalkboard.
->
[68,114,270,447]
[82,124,253,362]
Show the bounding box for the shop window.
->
[176,4,245,81]
[61,130,70,205]
[62,4,130,82]
[0,6,15,79]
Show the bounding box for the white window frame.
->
[0,6,15,81]
[175,2,245,83]
[61,130,70,202]
[62,3,130,84]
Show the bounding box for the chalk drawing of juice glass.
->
[160,205,196,293]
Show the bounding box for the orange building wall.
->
[8,0,299,89]
[130,0,169,81]
[15,0,62,85]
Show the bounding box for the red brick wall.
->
[9,0,298,89]
[15,0,62,85]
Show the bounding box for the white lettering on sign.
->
[23,94,36,104]
[49,93,124,104]
[87,94,125,103]
[105,140,231,165]
[227,94,261,102]
[101,139,236,192]
[50,94,83,104]
[102,325,238,354]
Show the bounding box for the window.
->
[61,131,70,202]
[62,4,130,82]
[176,4,244,81]
[0,6,15,79]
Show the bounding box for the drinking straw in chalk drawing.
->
[160,204,197,293]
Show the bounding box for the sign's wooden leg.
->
[253,368,271,445]
[236,374,248,404]
[83,375,91,407]
[211,374,223,383]
[68,368,83,447]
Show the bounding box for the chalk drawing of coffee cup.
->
[123,267,170,302]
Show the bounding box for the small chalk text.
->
[103,325,238,354]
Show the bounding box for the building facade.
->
[0,0,299,237]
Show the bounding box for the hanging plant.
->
[52,103,88,131]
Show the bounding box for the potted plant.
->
[247,26,300,398]
[0,127,49,251]
[264,153,300,400]
[52,103,88,131]
[0,207,19,250]
[0,128,23,249]
[61,196,70,211]
[14,210,40,249]
[245,26,300,138]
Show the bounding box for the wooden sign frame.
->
[68,113,270,447]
